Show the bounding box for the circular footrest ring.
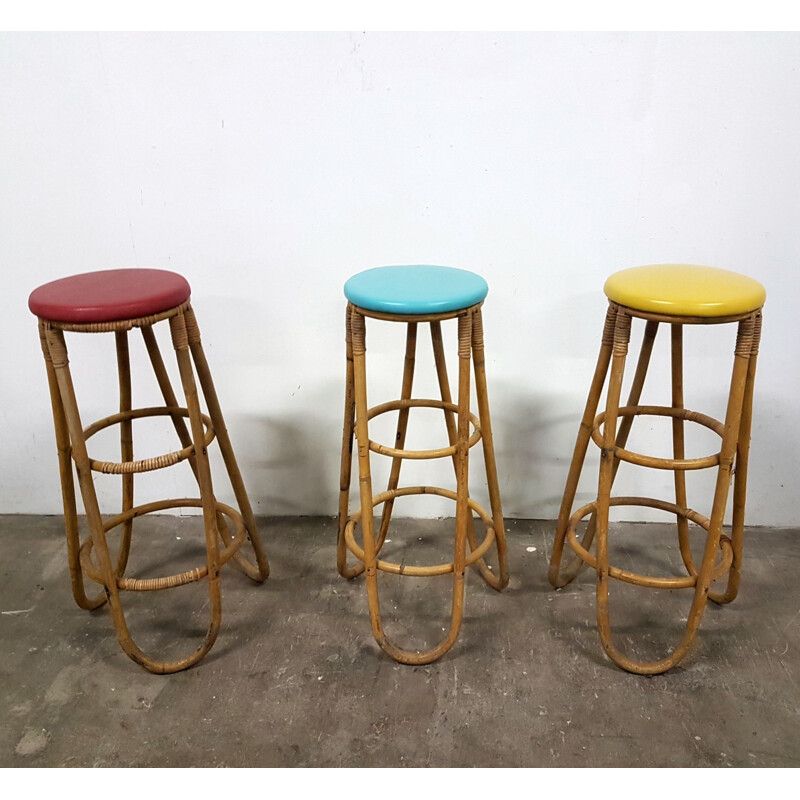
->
[345,485,496,576]
[566,496,733,589]
[365,399,481,459]
[83,406,215,474]
[78,498,247,591]
[592,405,725,470]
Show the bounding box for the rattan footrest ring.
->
[566,496,734,589]
[83,406,215,474]
[78,497,247,591]
[345,485,496,576]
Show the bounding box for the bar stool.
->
[29,268,269,673]
[337,265,509,664]
[550,263,765,674]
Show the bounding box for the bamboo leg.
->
[598,317,755,674]
[115,330,134,575]
[430,319,498,588]
[550,312,659,587]
[38,321,105,611]
[376,322,418,548]
[710,310,761,605]
[470,308,509,589]
[141,324,236,577]
[350,310,385,647]
[337,304,362,578]
[550,305,616,587]
[671,324,697,576]
[184,306,269,582]
[594,311,631,664]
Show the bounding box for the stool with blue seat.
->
[29,268,269,673]
[338,265,509,664]
[549,263,765,674]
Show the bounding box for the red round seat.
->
[29,268,191,324]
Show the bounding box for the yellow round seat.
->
[604,264,766,317]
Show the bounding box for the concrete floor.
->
[2,513,799,768]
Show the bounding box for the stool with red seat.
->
[29,268,269,673]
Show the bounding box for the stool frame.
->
[338,301,509,665]
[37,301,269,673]
[550,300,762,674]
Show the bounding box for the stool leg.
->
[430,318,503,589]
[376,322,418,548]
[184,306,269,582]
[114,330,134,575]
[710,310,761,604]
[349,309,385,647]
[594,311,632,665]
[550,305,617,587]
[140,324,240,578]
[670,323,698,577]
[38,321,105,611]
[550,310,659,587]
[470,308,509,589]
[337,304,361,578]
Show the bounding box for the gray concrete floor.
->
[2,513,799,768]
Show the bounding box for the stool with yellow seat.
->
[549,264,765,674]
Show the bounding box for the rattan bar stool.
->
[338,265,509,665]
[29,268,269,673]
[550,264,765,674]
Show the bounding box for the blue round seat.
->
[344,265,489,315]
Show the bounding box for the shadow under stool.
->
[29,268,269,673]
[337,265,509,664]
[550,263,765,674]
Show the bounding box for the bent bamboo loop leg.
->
[353,311,477,665]
[38,321,105,611]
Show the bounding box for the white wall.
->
[2,31,798,525]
